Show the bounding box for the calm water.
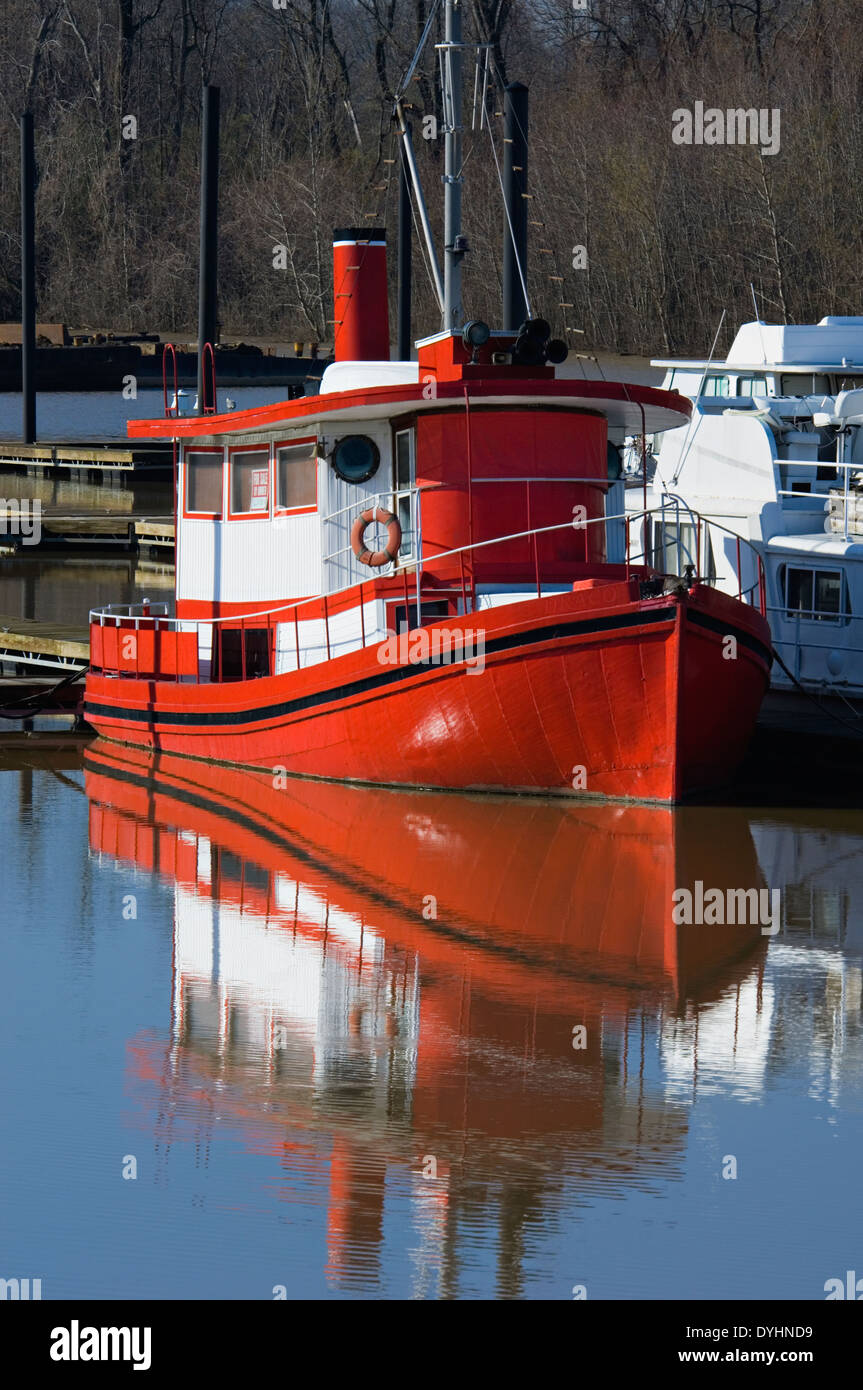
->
[0,555,171,627]
[0,387,289,442]
[1,744,861,1300]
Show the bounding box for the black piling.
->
[197,85,220,413]
[20,112,36,444]
[502,82,529,331]
[397,129,413,361]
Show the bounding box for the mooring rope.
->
[0,663,89,720]
[769,647,863,738]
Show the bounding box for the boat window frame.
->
[392,420,417,560]
[735,374,768,396]
[780,562,849,624]
[227,443,272,521]
[183,445,226,520]
[780,372,831,396]
[650,515,716,583]
[273,434,319,518]
[703,373,730,397]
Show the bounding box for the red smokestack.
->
[333,227,390,361]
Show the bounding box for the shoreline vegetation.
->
[0,0,859,358]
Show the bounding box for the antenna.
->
[394,102,444,311]
[750,282,768,364]
[441,0,464,331]
[671,309,727,486]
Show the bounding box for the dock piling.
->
[197,85,220,414]
[20,112,36,444]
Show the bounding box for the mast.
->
[442,0,464,332]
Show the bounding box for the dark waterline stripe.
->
[686,608,773,666]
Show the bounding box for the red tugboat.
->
[83,10,770,802]
[83,292,769,802]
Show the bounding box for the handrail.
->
[319,473,597,532]
[90,506,766,633]
[162,343,179,418]
[89,503,767,682]
[320,474,623,574]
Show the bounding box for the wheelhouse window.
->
[185,450,223,517]
[781,373,830,395]
[703,374,730,397]
[783,565,846,622]
[735,375,768,396]
[230,448,270,517]
[651,517,715,582]
[393,427,415,557]
[276,439,317,513]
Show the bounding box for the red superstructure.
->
[84,231,771,802]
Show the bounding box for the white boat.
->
[628,318,863,702]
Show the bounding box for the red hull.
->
[84,577,771,803]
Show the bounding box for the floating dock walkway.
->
[0,513,174,554]
[0,615,89,673]
[0,440,173,474]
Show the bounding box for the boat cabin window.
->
[702,375,730,397]
[783,565,846,622]
[212,627,272,681]
[736,375,768,396]
[331,434,380,483]
[276,439,317,512]
[651,517,716,581]
[394,428,415,557]
[780,373,830,395]
[833,374,863,393]
[185,449,224,517]
[230,447,270,517]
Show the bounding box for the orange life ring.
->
[351,506,402,567]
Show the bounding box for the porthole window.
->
[331,434,380,484]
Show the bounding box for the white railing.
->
[89,504,766,683]
[766,604,863,690]
[774,454,863,541]
[319,475,605,595]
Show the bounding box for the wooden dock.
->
[0,512,174,553]
[0,615,89,673]
[0,440,173,473]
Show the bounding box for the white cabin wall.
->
[274,596,387,673]
[656,411,778,506]
[319,426,394,594]
[177,513,320,605]
[176,441,323,607]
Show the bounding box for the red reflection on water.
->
[86,742,767,1295]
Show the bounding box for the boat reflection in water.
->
[84,744,770,1296]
